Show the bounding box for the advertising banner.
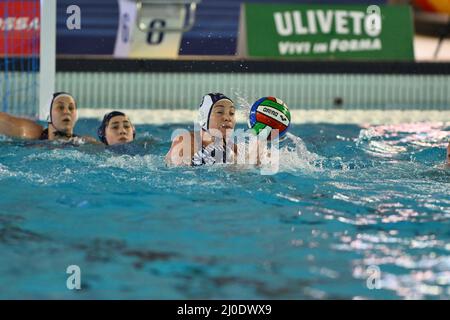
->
[244,3,414,60]
[0,0,40,56]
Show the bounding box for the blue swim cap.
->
[97,111,135,145]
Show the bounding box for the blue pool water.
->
[0,120,449,299]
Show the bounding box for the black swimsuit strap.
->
[53,130,79,139]
[39,128,79,140]
[39,128,49,140]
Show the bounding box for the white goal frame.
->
[39,0,56,120]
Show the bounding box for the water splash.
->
[0,134,13,142]
[1,121,449,299]
[278,132,324,173]
[233,90,253,126]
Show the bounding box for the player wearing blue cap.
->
[97,111,135,146]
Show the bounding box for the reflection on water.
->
[0,121,448,299]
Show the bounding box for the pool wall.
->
[1,59,450,119]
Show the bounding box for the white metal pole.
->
[39,0,56,120]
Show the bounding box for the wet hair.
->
[97,111,135,145]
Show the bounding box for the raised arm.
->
[0,112,43,139]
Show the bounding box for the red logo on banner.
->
[0,1,40,56]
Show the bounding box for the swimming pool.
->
[0,120,448,299]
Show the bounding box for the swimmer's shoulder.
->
[166,131,197,166]
[170,131,199,149]
[171,130,214,146]
[0,112,44,139]
[170,131,190,144]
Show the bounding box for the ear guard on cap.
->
[198,93,233,131]
[46,92,77,125]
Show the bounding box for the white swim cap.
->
[198,93,233,131]
[45,92,77,124]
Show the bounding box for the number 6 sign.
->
[114,0,199,59]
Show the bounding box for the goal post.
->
[38,0,56,121]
